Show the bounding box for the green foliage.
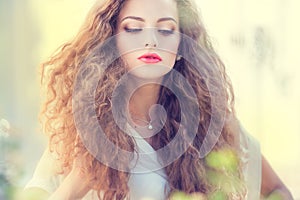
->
[0,173,18,200]
[0,121,23,200]
[14,188,50,200]
[206,169,243,194]
[170,191,191,200]
[208,191,227,200]
[170,191,206,200]
[169,148,245,199]
[205,149,238,173]
[265,191,284,200]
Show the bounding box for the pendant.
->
[148,124,153,130]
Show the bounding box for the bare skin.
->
[23,0,293,199]
[261,156,293,199]
[23,82,294,200]
[24,152,294,199]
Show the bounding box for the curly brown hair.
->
[40,0,245,199]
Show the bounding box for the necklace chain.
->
[130,116,154,130]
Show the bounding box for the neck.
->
[126,76,162,121]
[129,84,161,120]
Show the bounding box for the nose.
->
[144,28,158,48]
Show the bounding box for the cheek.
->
[116,37,135,70]
[116,36,128,56]
[120,53,136,70]
[165,53,177,69]
[116,31,181,55]
[116,32,181,70]
[163,38,180,68]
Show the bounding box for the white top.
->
[25,124,261,200]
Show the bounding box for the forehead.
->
[118,0,178,21]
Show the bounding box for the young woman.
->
[24,0,293,199]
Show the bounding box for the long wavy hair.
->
[40,0,245,199]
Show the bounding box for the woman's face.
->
[116,0,180,80]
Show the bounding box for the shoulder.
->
[24,147,65,194]
[237,122,262,199]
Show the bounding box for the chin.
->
[128,64,172,80]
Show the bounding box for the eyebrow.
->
[157,17,177,24]
[120,16,177,24]
[120,16,144,23]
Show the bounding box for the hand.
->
[48,157,93,200]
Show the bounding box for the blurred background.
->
[0,0,299,199]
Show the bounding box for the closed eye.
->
[124,27,142,33]
[158,29,174,35]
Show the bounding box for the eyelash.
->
[124,27,174,35]
[124,27,142,33]
[158,29,174,35]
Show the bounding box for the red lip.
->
[138,53,162,63]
